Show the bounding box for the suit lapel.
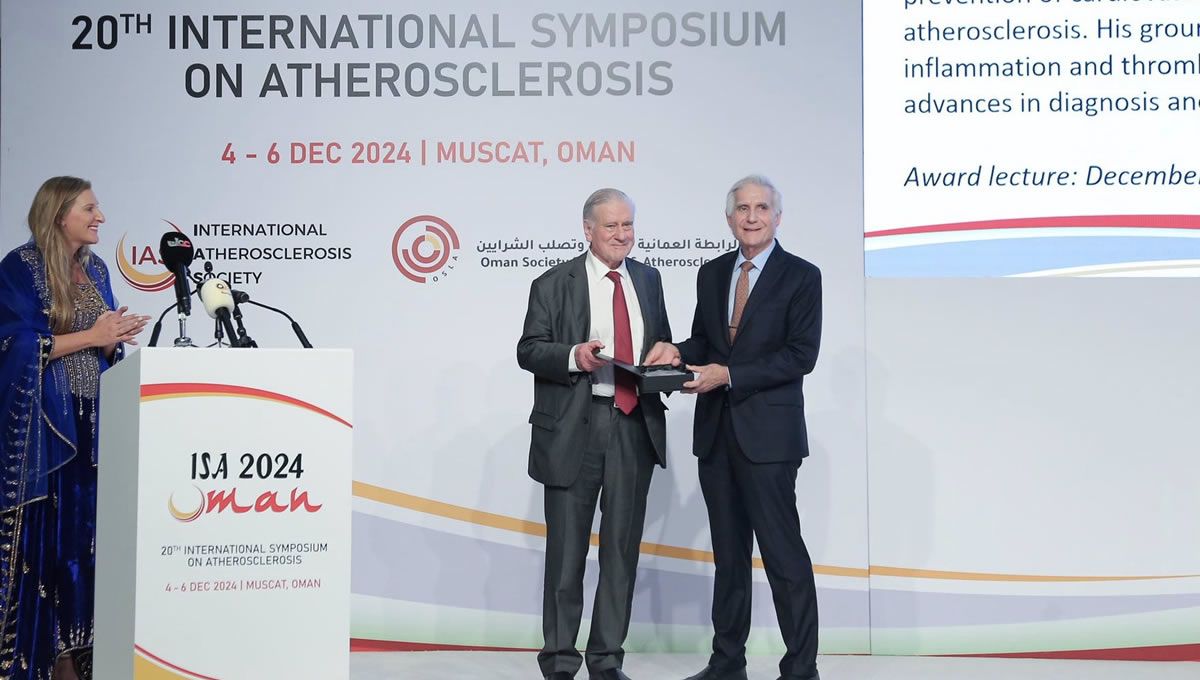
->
[732,245,786,342]
[715,250,737,351]
[626,260,655,360]
[567,254,590,342]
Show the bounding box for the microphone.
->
[236,292,313,349]
[159,232,195,316]
[198,278,241,347]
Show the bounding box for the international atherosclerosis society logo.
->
[115,219,185,292]
[391,214,460,284]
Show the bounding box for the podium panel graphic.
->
[94,348,353,679]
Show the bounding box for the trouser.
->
[539,398,655,676]
[700,406,818,680]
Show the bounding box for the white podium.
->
[93,348,353,680]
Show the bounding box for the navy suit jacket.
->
[676,242,821,462]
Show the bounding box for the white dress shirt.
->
[568,251,645,397]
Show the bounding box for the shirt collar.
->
[585,249,629,281]
[734,238,776,272]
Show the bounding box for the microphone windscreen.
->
[198,278,236,319]
[159,232,195,270]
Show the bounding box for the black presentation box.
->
[611,358,694,393]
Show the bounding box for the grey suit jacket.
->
[517,253,672,487]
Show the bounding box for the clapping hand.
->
[92,306,151,346]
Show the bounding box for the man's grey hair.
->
[725,175,782,217]
[582,188,634,222]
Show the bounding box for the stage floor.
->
[349,652,1197,679]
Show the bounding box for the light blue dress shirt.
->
[727,239,777,328]
[723,239,776,389]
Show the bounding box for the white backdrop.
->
[864,0,1200,659]
[1,1,869,656]
[7,0,1196,663]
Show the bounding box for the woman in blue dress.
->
[0,177,150,680]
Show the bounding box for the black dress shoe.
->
[683,666,748,680]
[777,673,820,680]
[545,672,574,680]
[589,669,632,680]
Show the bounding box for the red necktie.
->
[606,270,637,415]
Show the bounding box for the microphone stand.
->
[149,286,201,348]
[231,303,257,348]
[169,263,196,347]
[174,310,196,348]
[148,302,177,348]
[210,317,229,348]
[243,299,313,348]
[197,261,234,348]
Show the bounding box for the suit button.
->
[583,418,589,424]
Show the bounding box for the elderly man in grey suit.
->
[517,188,672,680]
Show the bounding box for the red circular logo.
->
[392,215,460,284]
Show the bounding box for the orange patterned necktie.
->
[728,261,754,343]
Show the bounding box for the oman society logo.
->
[115,219,185,292]
[392,214,460,284]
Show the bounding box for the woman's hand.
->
[90,306,151,346]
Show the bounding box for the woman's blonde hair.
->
[27,176,93,333]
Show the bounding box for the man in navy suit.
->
[646,175,822,680]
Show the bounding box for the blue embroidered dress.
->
[0,242,120,680]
